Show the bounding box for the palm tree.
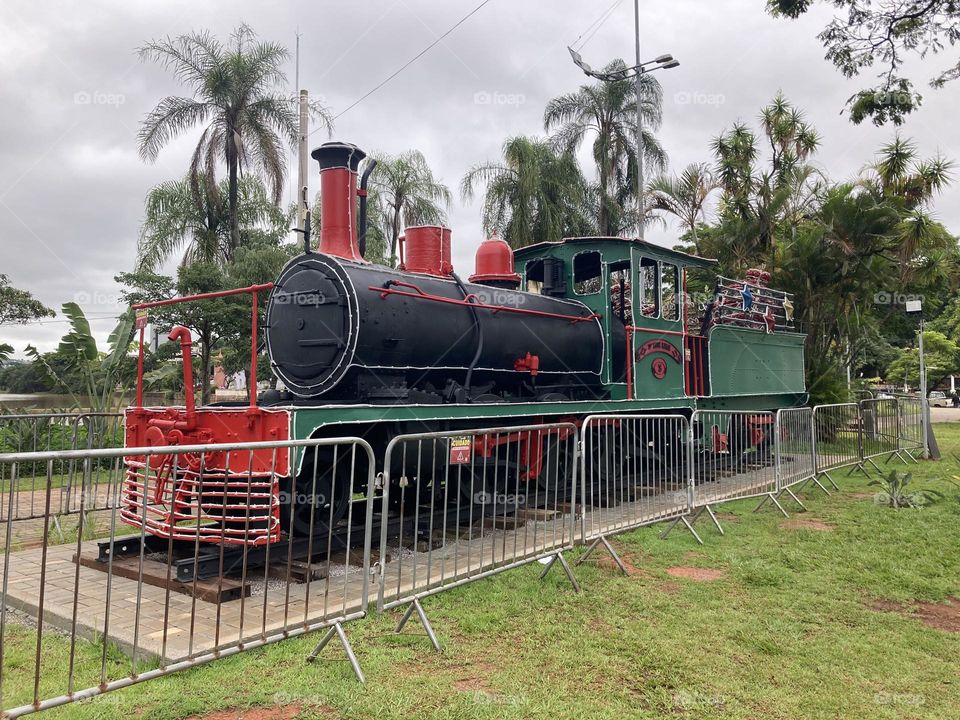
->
[460,136,594,248]
[138,25,326,257]
[647,163,720,250]
[136,175,290,272]
[543,59,666,236]
[370,150,452,267]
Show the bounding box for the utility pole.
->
[919,317,929,459]
[633,0,644,240]
[906,299,932,459]
[567,9,677,241]
[297,89,309,241]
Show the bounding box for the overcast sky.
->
[1,0,958,355]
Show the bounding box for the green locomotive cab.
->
[514,237,807,408]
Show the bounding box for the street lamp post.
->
[905,299,930,459]
[568,20,678,240]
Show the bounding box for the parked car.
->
[928,391,950,407]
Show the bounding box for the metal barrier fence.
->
[770,407,815,510]
[897,396,924,460]
[679,410,778,534]
[0,413,124,529]
[810,403,861,492]
[0,437,376,717]
[376,423,580,649]
[859,398,900,464]
[578,414,691,570]
[0,401,937,716]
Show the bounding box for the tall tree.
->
[369,150,451,267]
[708,94,821,267]
[768,0,960,125]
[0,274,54,325]
[544,59,665,236]
[460,136,594,248]
[138,25,325,258]
[136,175,290,272]
[647,163,720,250]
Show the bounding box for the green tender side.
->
[707,326,806,397]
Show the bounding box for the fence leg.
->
[48,515,65,544]
[820,471,841,492]
[846,463,869,479]
[810,474,834,494]
[866,457,885,475]
[306,622,366,684]
[754,493,788,518]
[702,505,725,535]
[660,514,705,545]
[393,597,442,653]
[576,535,627,575]
[539,551,581,593]
[782,486,807,511]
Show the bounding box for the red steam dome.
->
[469,236,521,288]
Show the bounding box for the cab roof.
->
[513,236,718,269]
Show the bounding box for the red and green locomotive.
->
[122,140,806,547]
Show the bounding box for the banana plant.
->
[25,303,135,414]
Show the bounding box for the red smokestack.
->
[310,142,367,262]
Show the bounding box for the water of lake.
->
[0,393,174,411]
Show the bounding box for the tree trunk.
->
[389,205,401,268]
[227,133,240,259]
[199,326,212,406]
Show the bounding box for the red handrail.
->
[371,283,601,324]
[133,283,274,410]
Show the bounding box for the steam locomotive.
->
[121,140,807,547]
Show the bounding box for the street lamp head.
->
[567,46,593,75]
[661,59,680,69]
[654,54,674,63]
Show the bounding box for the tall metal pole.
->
[634,0,645,240]
[919,319,930,459]
[297,89,309,238]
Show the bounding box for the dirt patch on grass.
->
[871,597,960,633]
[715,512,740,523]
[665,566,726,582]
[596,552,648,576]
[451,660,499,694]
[656,581,682,593]
[779,518,835,531]
[187,705,312,720]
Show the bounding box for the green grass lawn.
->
[6,425,960,720]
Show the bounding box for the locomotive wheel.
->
[279,447,359,540]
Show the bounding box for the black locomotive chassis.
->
[266,253,608,399]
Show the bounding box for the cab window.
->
[639,257,659,318]
[573,251,602,295]
[525,260,543,294]
[661,263,679,321]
